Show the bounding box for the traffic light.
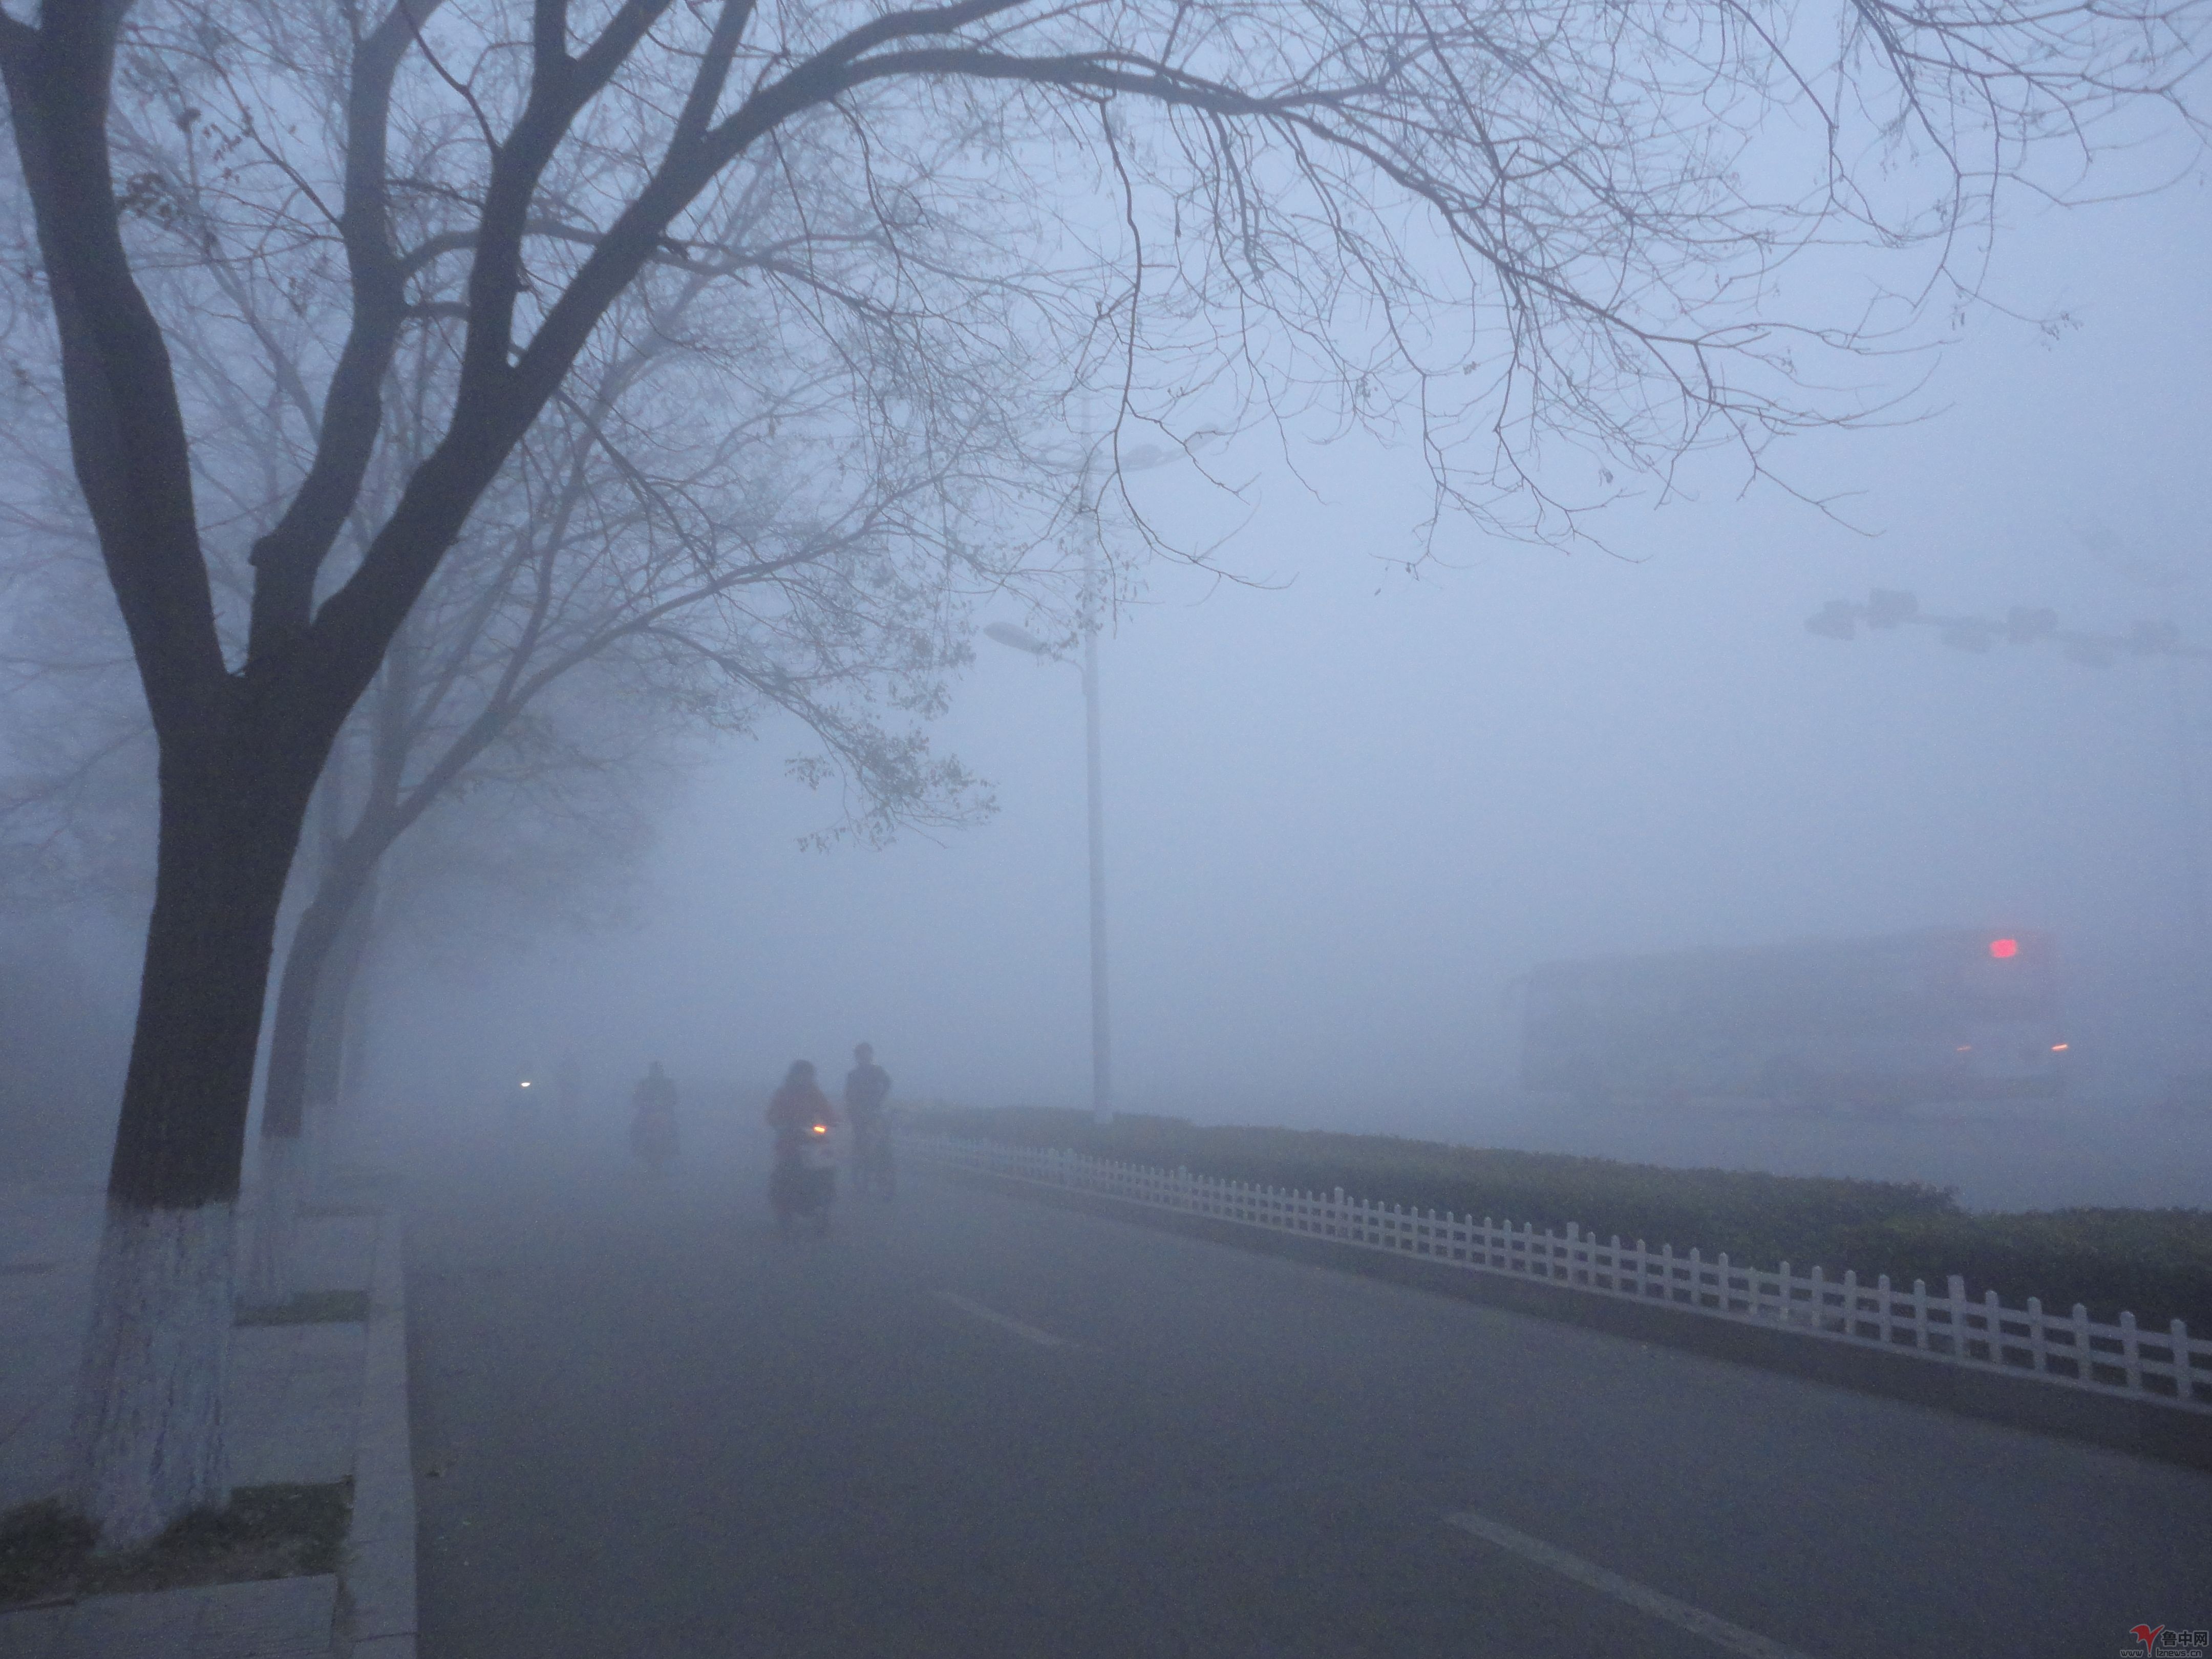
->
[1865,589,1918,629]
[1804,600,1858,641]
[2126,620,2182,656]
[1941,621,1995,653]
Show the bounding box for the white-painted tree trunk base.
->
[69,1199,235,1550]
[241,1135,305,1310]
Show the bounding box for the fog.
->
[10,156,2212,1214]
[323,178,2212,1212]
[18,12,2212,1640]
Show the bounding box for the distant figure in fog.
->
[630,1060,680,1178]
[844,1043,894,1199]
[766,1060,838,1233]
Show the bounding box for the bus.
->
[1519,929,2067,1108]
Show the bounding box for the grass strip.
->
[911,1106,2212,1331]
[235,1289,370,1327]
[0,1480,351,1609]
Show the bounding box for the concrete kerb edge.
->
[928,1160,2212,1474]
[334,1207,415,1659]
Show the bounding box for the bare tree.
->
[4,146,1054,1310]
[0,0,2198,1547]
[241,269,1032,1304]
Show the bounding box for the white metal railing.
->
[902,1133,2212,1415]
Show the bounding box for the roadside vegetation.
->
[907,1107,2212,1332]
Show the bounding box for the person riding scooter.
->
[766,1060,838,1233]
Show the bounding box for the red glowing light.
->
[1989,938,2018,959]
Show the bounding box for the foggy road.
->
[405,1127,2209,1659]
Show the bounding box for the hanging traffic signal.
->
[1989,938,2018,959]
[1804,600,1858,641]
[1865,589,1919,629]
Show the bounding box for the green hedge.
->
[908,1105,2212,1332]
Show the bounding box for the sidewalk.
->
[0,1183,416,1659]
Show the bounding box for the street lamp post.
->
[984,434,1175,1123]
[1079,581,1111,1125]
[986,594,1113,1124]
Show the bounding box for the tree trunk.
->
[242,859,376,1306]
[305,880,374,1188]
[73,756,310,1548]
[331,920,378,1172]
[239,1128,305,1314]
[240,878,352,1308]
[68,1199,235,1551]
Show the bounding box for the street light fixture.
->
[983,622,1051,654]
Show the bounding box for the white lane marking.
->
[1444,1511,1817,1659]
[932,1290,1075,1350]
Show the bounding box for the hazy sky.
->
[352,153,2212,1145]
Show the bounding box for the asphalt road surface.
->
[405,1128,2210,1658]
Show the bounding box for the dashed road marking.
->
[932,1290,1075,1349]
[1444,1511,1817,1659]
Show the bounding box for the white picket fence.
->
[902,1134,2212,1415]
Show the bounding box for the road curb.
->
[932,1161,2212,1473]
[336,1208,415,1658]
